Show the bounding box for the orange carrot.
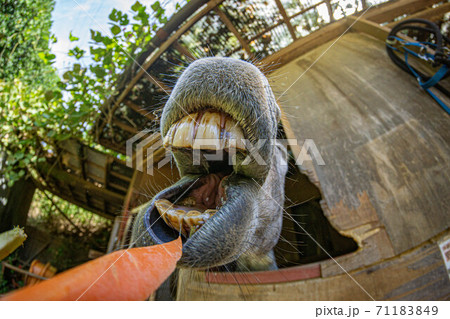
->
[1,238,181,301]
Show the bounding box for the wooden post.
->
[361,0,367,10]
[325,0,335,22]
[107,216,122,253]
[213,7,255,58]
[275,0,297,40]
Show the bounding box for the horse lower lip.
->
[145,174,254,247]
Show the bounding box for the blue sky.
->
[50,0,177,72]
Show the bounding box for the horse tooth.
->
[184,210,202,227]
[171,113,196,148]
[224,117,245,150]
[186,210,201,217]
[179,196,196,206]
[155,199,172,225]
[163,125,175,148]
[204,209,218,215]
[194,111,224,150]
[164,111,245,151]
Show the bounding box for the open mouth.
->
[144,110,255,250]
[154,171,227,238]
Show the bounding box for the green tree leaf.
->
[69,32,79,42]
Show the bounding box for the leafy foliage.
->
[0,0,183,186]
[0,0,70,186]
[29,189,112,235]
[0,0,56,82]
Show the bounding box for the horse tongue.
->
[187,173,228,209]
[154,199,217,237]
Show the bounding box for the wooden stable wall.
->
[176,25,450,301]
[273,31,450,256]
[177,236,449,300]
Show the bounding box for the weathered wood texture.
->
[362,0,443,24]
[177,237,450,300]
[271,32,450,255]
[385,2,450,28]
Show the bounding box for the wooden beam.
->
[38,162,125,204]
[115,169,139,250]
[274,0,297,40]
[98,138,126,155]
[109,169,132,182]
[346,16,392,42]
[363,0,443,24]
[143,72,171,92]
[227,0,328,57]
[42,186,115,220]
[172,40,196,61]
[107,181,128,193]
[386,2,450,28]
[107,216,122,253]
[346,16,437,75]
[213,7,255,58]
[123,100,157,121]
[111,118,139,134]
[288,1,326,21]
[261,20,348,69]
[324,0,335,23]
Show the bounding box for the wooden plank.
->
[321,226,395,277]
[347,16,439,76]
[42,187,115,220]
[172,40,195,61]
[261,20,347,69]
[363,0,443,24]
[38,162,125,204]
[386,2,450,28]
[109,169,132,182]
[205,263,321,284]
[111,118,138,134]
[114,169,139,249]
[176,238,450,300]
[288,1,326,21]
[143,72,171,92]
[107,181,128,193]
[226,0,327,57]
[274,0,297,40]
[214,7,255,58]
[347,15,391,42]
[107,216,122,253]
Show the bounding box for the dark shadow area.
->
[274,154,358,268]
